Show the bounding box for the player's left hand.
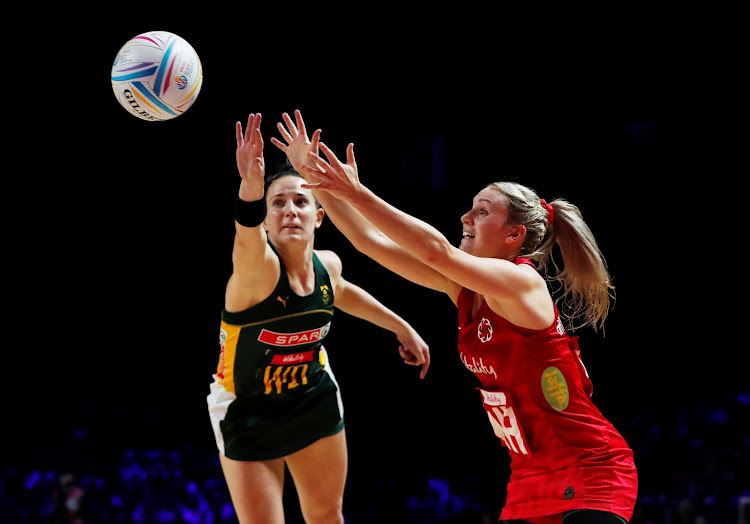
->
[397,328,431,379]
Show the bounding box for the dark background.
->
[6,12,745,523]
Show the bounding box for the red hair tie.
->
[540,199,555,225]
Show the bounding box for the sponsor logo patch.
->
[270,350,315,365]
[541,366,570,411]
[320,285,331,305]
[258,322,331,346]
[478,317,493,342]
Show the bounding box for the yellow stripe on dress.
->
[217,322,241,394]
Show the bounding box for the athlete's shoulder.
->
[313,249,342,277]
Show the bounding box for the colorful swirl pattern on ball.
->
[111,31,202,120]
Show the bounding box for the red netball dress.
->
[456,259,637,524]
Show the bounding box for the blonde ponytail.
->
[488,182,615,332]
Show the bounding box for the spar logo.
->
[258,322,331,346]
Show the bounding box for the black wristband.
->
[234,195,266,228]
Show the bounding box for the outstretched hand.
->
[235,113,265,195]
[269,108,362,202]
[300,141,363,203]
[270,109,321,183]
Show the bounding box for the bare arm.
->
[316,249,431,379]
[225,113,280,312]
[306,141,551,326]
[270,110,460,302]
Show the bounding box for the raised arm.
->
[271,110,458,300]
[225,113,280,312]
[304,141,546,318]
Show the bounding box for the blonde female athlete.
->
[207,113,430,524]
[272,110,638,524]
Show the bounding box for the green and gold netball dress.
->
[207,250,343,461]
